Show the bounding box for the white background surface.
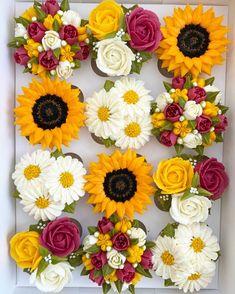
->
[1,1,234,294]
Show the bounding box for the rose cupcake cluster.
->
[81,215,155,293]
[12,149,87,221]
[152,222,220,293]
[10,217,82,293]
[86,77,153,149]
[88,0,162,76]
[153,155,228,224]
[151,76,228,154]
[9,0,89,79]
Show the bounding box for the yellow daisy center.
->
[188,273,201,281]
[24,165,41,180]
[123,90,139,104]
[35,197,50,209]
[191,237,205,253]
[161,250,175,265]
[60,172,74,188]
[125,122,141,138]
[98,106,110,122]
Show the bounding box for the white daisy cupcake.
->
[114,77,153,117]
[152,236,187,281]
[173,260,216,293]
[12,150,55,193]
[85,88,124,140]
[20,183,64,221]
[114,114,152,149]
[44,155,87,205]
[174,223,220,263]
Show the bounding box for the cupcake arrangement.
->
[9,1,230,293]
[9,0,89,79]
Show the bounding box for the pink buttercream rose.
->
[160,131,177,147]
[14,47,29,65]
[59,25,78,45]
[112,232,130,251]
[164,103,183,122]
[188,86,207,103]
[91,252,107,270]
[39,50,59,70]
[89,269,105,286]
[117,262,135,283]
[172,77,186,90]
[97,217,114,234]
[74,42,90,60]
[215,115,228,133]
[140,249,153,270]
[196,115,212,133]
[195,158,229,200]
[126,7,162,52]
[40,217,81,257]
[42,0,60,16]
[27,22,46,42]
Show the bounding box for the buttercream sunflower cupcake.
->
[156,4,230,77]
[85,149,155,219]
[15,78,85,150]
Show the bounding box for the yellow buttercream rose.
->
[88,0,123,40]
[153,157,194,194]
[10,231,42,271]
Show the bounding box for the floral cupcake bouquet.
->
[15,78,85,150]
[86,77,153,149]
[10,217,83,293]
[81,214,155,293]
[88,0,162,76]
[9,0,89,79]
[85,149,155,219]
[151,76,228,154]
[153,155,228,224]
[152,222,220,292]
[156,4,230,77]
[12,149,87,220]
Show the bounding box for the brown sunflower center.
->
[177,24,209,58]
[32,95,68,130]
[103,168,137,202]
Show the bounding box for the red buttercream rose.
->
[215,115,228,133]
[164,103,183,122]
[172,77,186,90]
[59,25,78,45]
[89,269,105,286]
[140,249,153,270]
[91,252,107,270]
[117,262,135,283]
[74,42,89,60]
[27,22,46,42]
[160,131,177,147]
[196,115,212,133]
[14,47,29,65]
[39,50,59,70]
[97,217,114,234]
[42,0,60,16]
[188,86,207,103]
[112,232,130,251]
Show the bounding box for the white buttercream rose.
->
[107,249,126,269]
[30,262,74,293]
[184,101,203,120]
[61,10,81,27]
[129,227,147,246]
[183,133,202,149]
[96,38,135,76]
[82,235,98,251]
[56,61,73,79]
[204,85,222,105]
[170,194,212,225]
[15,23,27,38]
[42,31,61,50]
[155,92,172,111]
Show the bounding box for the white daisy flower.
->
[12,150,55,193]
[44,155,87,205]
[85,88,124,140]
[20,183,64,221]
[173,260,216,293]
[174,223,220,263]
[114,115,152,150]
[152,236,187,281]
[114,77,153,117]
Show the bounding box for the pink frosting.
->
[42,0,60,16]
[27,22,46,42]
[126,7,162,52]
[160,131,178,147]
[14,47,29,65]
[117,262,135,283]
